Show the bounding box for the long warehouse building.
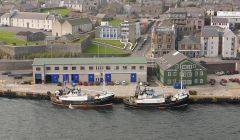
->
[32,57,147,84]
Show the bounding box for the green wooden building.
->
[155,50,207,86]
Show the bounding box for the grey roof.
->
[169,8,186,13]
[14,12,50,19]
[1,13,11,18]
[178,36,200,44]
[58,17,92,26]
[33,57,147,66]
[201,26,219,37]
[186,7,204,17]
[212,17,228,23]
[63,0,84,5]
[156,50,187,70]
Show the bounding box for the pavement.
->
[1,71,240,98]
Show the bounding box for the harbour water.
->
[0,98,240,140]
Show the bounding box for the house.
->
[95,21,121,40]
[222,29,238,58]
[95,20,141,43]
[216,11,240,29]
[0,11,56,30]
[62,0,106,12]
[52,17,92,36]
[211,17,230,29]
[120,20,141,43]
[155,50,207,86]
[151,22,176,58]
[201,26,220,57]
[32,57,147,84]
[177,36,201,58]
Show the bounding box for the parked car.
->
[115,81,120,85]
[83,81,88,86]
[220,79,227,83]
[121,81,127,86]
[57,82,63,86]
[234,78,240,83]
[209,79,216,85]
[140,82,150,86]
[229,78,235,82]
[107,81,114,86]
[215,71,225,76]
[220,81,226,86]
[2,71,11,75]
[95,81,101,86]
[78,81,83,86]
[88,82,94,86]
[14,75,22,79]
[20,81,31,85]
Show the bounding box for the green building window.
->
[200,71,203,76]
[173,72,177,76]
[167,79,171,84]
[187,72,192,77]
[168,72,171,76]
[200,79,203,83]
[194,79,198,84]
[195,71,198,76]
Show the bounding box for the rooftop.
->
[33,57,147,66]
[201,26,220,37]
[156,50,187,70]
[58,17,92,26]
[212,17,228,23]
[178,36,200,44]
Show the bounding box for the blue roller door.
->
[88,74,94,82]
[105,74,111,82]
[72,74,79,83]
[51,74,59,83]
[35,74,42,80]
[130,73,137,82]
[63,74,69,83]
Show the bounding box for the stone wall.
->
[0,60,33,71]
[0,37,92,58]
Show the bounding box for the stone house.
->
[0,11,56,30]
[178,36,201,58]
[151,23,176,58]
[155,50,207,86]
[52,17,92,36]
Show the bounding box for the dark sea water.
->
[0,98,240,140]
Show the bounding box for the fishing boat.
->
[51,79,115,109]
[123,82,189,109]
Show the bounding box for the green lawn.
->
[41,7,71,16]
[109,19,123,26]
[0,31,43,46]
[93,39,125,48]
[83,44,128,54]
[18,51,80,59]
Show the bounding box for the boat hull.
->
[123,96,189,109]
[51,95,114,109]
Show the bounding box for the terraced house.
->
[32,57,147,84]
[155,50,207,86]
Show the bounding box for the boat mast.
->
[180,67,183,93]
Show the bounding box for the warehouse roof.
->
[33,57,147,66]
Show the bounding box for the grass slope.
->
[0,31,43,46]
[83,44,128,54]
[93,39,124,48]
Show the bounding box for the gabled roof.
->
[156,50,187,70]
[212,17,228,24]
[156,50,207,70]
[57,17,92,26]
[201,26,219,37]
